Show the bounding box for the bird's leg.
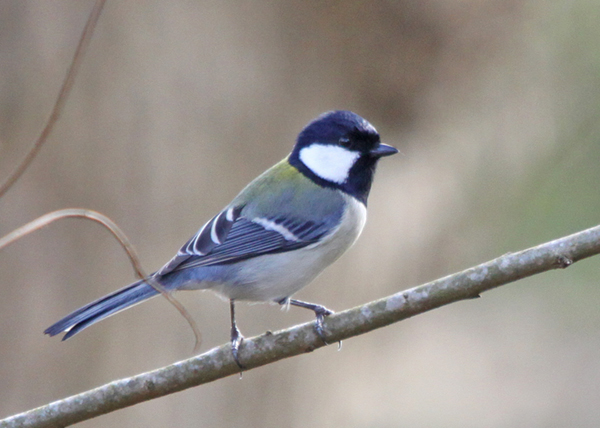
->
[281,298,336,345]
[230,299,245,370]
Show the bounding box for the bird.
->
[44,110,398,367]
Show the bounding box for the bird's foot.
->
[284,299,340,347]
[312,305,334,344]
[230,325,246,371]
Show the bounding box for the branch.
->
[2,224,600,428]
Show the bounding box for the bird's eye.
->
[339,137,352,148]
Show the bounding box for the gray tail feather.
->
[44,280,160,340]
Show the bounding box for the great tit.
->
[45,110,397,365]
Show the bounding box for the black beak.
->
[370,143,398,158]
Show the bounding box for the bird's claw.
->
[284,299,342,348]
[230,326,246,370]
[313,306,333,344]
[313,306,342,349]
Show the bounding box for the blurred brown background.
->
[2,1,600,427]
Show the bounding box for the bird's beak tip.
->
[371,144,398,158]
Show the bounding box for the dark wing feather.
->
[183,205,243,255]
[173,219,309,269]
[157,206,242,275]
[158,206,333,275]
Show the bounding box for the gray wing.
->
[158,206,335,275]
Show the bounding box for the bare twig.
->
[0,0,203,352]
[0,208,202,351]
[2,223,599,428]
[0,209,139,276]
[0,0,107,199]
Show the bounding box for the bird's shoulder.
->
[234,158,348,221]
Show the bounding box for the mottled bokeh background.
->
[1,1,600,427]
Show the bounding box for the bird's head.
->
[289,110,397,204]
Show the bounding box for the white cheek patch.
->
[299,144,360,184]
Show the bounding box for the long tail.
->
[44,279,160,340]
